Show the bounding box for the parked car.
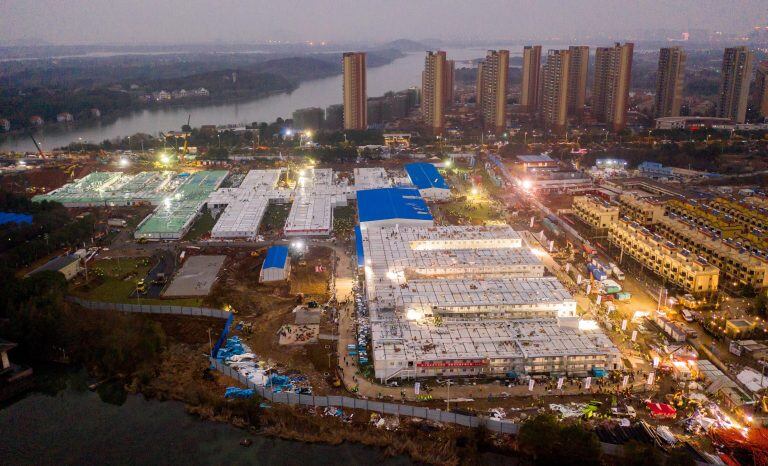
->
[610,405,637,419]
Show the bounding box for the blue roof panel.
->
[355,225,364,268]
[405,163,449,190]
[0,212,33,225]
[357,188,433,223]
[263,245,289,269]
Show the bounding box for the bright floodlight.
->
[160,153,170,164]
[291,240,305,251]
[163,197,172,208]
[119,158,130,167]
[304,130,313,138]
[444,159,452,168]
[285,129,293,136]
[521,179,533,191]
[470,187,479,196]
[578,320,599,331]
[406,308,422,321]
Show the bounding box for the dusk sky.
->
[1,0,765,45]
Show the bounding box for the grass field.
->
[261,203,291,234]
[333,205,356,238]
[73,257,202,306]
[183,208,216,241]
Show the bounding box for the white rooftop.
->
[371,317,620,362]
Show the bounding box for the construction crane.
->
[27,131,45,157]
[179,114,191,164]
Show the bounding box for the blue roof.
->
[405,163,449,190]
[263,245,289,269]
[0,212,33,225]
[355,225,364,268]
[357,188,433,223]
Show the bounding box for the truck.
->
[656,316,687,342]
[107,218,127,228]
[542,218,562,237]
[609,263,625,281]
[679,294,703,310]
[582,242,597,256]
[587,264,606,281]
[602,279,622,295]
[610,405,637,419]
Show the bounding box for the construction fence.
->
[67,297,231,320]
[209,358,519,434]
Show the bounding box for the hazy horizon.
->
[1,0,766,46]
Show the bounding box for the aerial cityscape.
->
[3,0,768,464]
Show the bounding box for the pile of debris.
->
[594,420,670,447]
[217,336,313,396]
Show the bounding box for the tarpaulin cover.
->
[646,401,677,417]
[225,387,255,398]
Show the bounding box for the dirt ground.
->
[201,245,338,393]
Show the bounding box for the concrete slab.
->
[163,255,226,297]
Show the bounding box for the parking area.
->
[162,255,226,297]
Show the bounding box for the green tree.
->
[517,414,602,465]
[623,440,663,466]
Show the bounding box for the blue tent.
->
[263,245,289,269]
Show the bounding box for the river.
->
[0,368,412,465]
[0,45,553,153]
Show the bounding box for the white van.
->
[681,309,694,323]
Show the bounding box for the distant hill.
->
[382,39,429,52]
[252,56,339,81]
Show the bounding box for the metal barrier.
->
[67,296,231,319]
[208,358,519,434]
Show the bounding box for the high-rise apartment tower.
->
[541,49,571,132]
[654,47,686,118]
[422,51,447,134]
[343,52,367,130]
[716,46,753,124]
[477,50,509,135]
[592,42,634,132]
[521,45,542,113]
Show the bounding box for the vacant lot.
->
[203,246,336,392]
[73,256,202,306]
[289,247,332,299]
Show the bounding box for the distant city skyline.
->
[0,0,766,46]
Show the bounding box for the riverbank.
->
[0,50,406,152]
[0,366,417,466]
[135,341,519,465]
[0,49,415,153]
[0,87,297,147]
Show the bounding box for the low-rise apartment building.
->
[655,214,768,289]
[608,218,720,294]
[572,195,620,229]
[618,193,666,225]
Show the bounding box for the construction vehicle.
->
[136,279,147,294]
[27,131,45,157]
[179,114,191,164]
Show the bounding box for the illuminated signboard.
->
[416,360,487,368]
